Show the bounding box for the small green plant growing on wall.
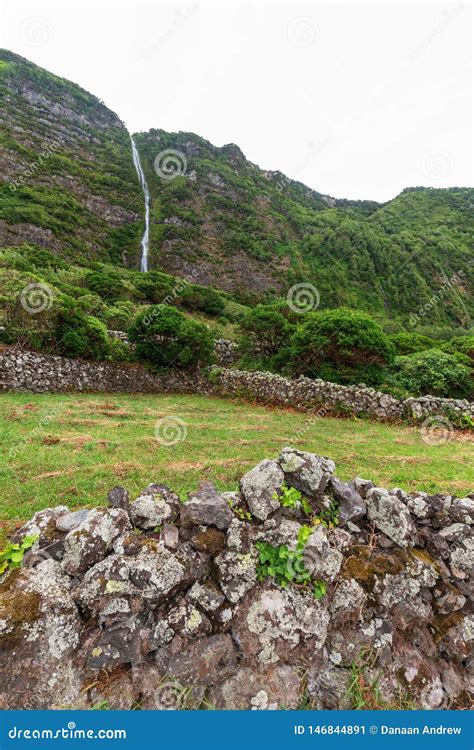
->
[314,500,340,529]
[0,534,38,575]
[273,484,313,516]
[256,523,327,599]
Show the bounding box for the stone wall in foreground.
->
[1,346,473,425]
[0,447,472,709]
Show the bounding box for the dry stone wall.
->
[1,347,473,425]
[0,447,472,710]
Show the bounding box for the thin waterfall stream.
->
[130,136,150,272]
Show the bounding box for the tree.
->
[128,304,214,369]
[239,305,294,357]
[290,308,395,385]
[55,304,110,360]
[394,349,472,399]
[390,332,436,355]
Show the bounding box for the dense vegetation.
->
[0,49,472,401]
[135,128,474,331]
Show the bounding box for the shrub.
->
[393,349,473,399]
[180,285,226,316]
[390,332,436,355]
[85,271,125,301]
[442,335,474,364]
[128,304,214,369]
[239,305,294,356]
[290,308,395,385]
[54,305,111,360]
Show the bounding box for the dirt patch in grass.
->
[32,469,75,481]
[42,434,94,446]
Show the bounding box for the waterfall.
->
[130,136,150,273]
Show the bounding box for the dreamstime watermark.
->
[154,149,188,181]
[153,680,189,709]
[154,416,187,446]
[20,16,53,47]
[142,270,198,326]
[287,282,320,314]
[409,269,465,327]
[20,282,54,314]
[420,415,454,446]
[135,4,198,62]
[9,140,59,193]
[287,16,319,47]
[8,723,126,741]
[420,148,454,181]
[409,2,466,60]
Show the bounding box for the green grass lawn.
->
[1,392,473,544]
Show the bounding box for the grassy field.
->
[0,391,473,545]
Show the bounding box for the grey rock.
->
[107,486,130,512]
[161,522,179,551]
[13,506,69,548]
[303,526,343,581]
[239,460,283,521]
[154,634,238,686]
[209,665,301,709]
[232,584,329,666]
[62,508,132,576]
[214,548,258,603]
[279,447,335,500]
[350,477,374,498]
[0,559,84,709]
[180,481,233,530]
[367,487,415,547]
[130,484,180,530]
[56,509,90,533]
[449,498,474,526]
[330,477,366,526]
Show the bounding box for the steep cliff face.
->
[0,49,143,266]
[0,50,472,328]
[135,128,474,324]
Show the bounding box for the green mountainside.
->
[0,49,473,334]
[0,49,143,266]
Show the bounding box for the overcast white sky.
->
[1,0,472,201]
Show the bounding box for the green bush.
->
[290,308,395,385]
[442,334,474,363]
[85,270,125,301]
[393,349,472,399]
[54,305,110,360]
[237,304,295,372]
[128,304,214,369]
[390,332,436,355]
[180,284,226,316]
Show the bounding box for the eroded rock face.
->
[181,482,233,530]
[367,488,416,547]
[232,584,330,666]
[330,477,367,526]
[0,446,472,710]
[0,560,84,709]
[209,666,301,710]
[62,508,132,576]
[240,460,283,520]
[13,506,69,547]
[130,484,180,529]
[279,448,335,502]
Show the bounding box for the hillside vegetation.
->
[0,49,472,335]
[0,50,472,403]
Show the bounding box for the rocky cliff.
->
[1,50,473,329]
[0,448,472,710]
[0,49,143,266]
